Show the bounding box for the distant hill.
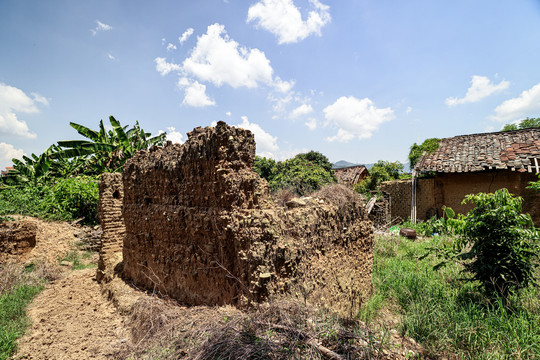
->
[332,160,359,169]
[333,160,411,173]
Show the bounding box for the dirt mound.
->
[16,268,127,360]
[0,216,82,265]
[0,219,37,262]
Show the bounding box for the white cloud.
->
[154,57,182,76]
[446,75,510,106]
[406,106,412,114]
[107,53,116,60]
[163,127,184,144]
[289,103,313,118]
[166,43,177,52]
[305,117,317,130]
[182,23,290,90]
[179,28,194,44]
[323,96,394,142]
[91,20,112,36]
[0,83,46,138]
[491,82,540,123]
[0,142,24,169]
[226,111,232,117]
[177,78,216,107]
[236,116,279,158]
[273,76,295,93]
[247,0,331,44]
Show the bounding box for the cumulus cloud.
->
[91,20,112,36]
[159,127,185,144]
[225,111,232,117]
[166,43,177,52]
[155,24,293,108]
[154,57,182,76]
[247,0,331,44]
[177,78,216,107]
[182,23,289,90]
[305,117,317,130]
[289,103,313,118]
[179,28,194,44]
[491,82,540,123]
[107,53,116,60]
[0,142,24,169]
[0,83,46,138]
[236,116,279,158]
[446,75,509,106]
[323,96,394,142]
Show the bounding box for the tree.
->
[354,160,403,196]
[253,151,336,195]
[408,138,441,170]
[502,117,540,131]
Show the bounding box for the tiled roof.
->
[415,128,540,173]
[334,165,369,185]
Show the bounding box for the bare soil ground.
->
[15,268,127,360]
[3,217,128,360]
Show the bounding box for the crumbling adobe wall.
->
[96,173,125,283]
[380,178,436,222]
[0,220,37,263]
[121,121,373,317]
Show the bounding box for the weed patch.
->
[362,234,540,359]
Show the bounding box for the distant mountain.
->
[332,160,359,169]
[333,160,411,173]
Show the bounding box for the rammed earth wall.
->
[120,122,373,317]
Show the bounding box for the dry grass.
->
[272,188,296,207]
[312,184,363,209]
[0,261,62,295]
[116,296,398,360]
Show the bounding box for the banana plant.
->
[54,116,166,174]
[3,146,55,186]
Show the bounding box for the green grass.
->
[360,234,540,359]
[0,284,43,360]
[59,249,96,270]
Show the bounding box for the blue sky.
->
[2,0,540,170]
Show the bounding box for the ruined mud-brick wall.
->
[0,220,37,263]
[380,178,436,223]
[96,173,125,283]
[122,121,373,317]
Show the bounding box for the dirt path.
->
[16,268,128,360]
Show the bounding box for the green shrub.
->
[45,177,99,225]
[0,176,98,225]
[456,189,540,298]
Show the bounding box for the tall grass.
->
[361,234,540,359]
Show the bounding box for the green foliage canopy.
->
[408,138,441,170]
[502,117,540,131]
[253,151,336,195]
[353,160,403,196]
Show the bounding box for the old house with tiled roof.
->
[381,129,540,225]
[334,165,369,186]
